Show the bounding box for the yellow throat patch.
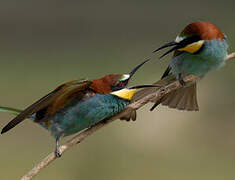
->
[111,88,137,100]
[178,40,205,53]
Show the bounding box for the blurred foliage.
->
[0,0,235,179]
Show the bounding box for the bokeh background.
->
[0,0,235,179]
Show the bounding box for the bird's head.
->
[153,22,226,58]
[90,59,149,93]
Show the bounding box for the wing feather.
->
[1,80,92,134]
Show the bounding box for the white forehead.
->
[175,35,184,43]
[120,74,130,81]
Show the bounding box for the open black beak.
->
[153,41,178,53]
[129,58,150,78]
[153,41,179,59]
[153,36,202,59]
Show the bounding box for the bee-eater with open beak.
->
[0,60,149,157]
[135,22,229,111]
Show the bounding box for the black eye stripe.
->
[111,79,129,91]
[178,35,201,48]
[173,36,204,57]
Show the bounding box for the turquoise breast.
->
[170,39,228,76]
[43,94,130,139]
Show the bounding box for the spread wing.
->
[1,79,92,134]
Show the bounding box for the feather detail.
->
[45,80,92,116]
[1,80,92,134]
[160,83,199,111]
[133,76,199,111]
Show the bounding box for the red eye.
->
[120,82,123,86]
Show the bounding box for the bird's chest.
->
[170,39,228,76]
[49,94,129,138]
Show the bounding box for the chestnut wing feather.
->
[1,80,92,134]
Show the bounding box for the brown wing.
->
[1,80,92,134]
[38,80,93,118]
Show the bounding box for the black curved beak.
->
[113,59,150,90]
[153,41,178,53]
[129,58,151,78]
[120,58,150,88]
[153,41,179,59]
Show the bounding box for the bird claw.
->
[55,149,62,157]
[55,137,62,157]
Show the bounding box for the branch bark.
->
[21,53,235,180]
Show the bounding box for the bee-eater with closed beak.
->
[0,60,149,157]
[136,22,229,111]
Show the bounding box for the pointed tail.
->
[151,83,199,111]
[0,106,22,116]
[133,76,199,111]
[0,106,24,134]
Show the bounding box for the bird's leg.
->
[178,73,186,86]
[55,137,62,157]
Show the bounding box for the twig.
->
[226,52,235,61]
[21,53,235,180]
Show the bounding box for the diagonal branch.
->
[21,53,235,180]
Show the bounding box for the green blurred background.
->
[0,0,235,179]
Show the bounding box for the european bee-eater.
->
[0,60,149,157]
[136,22,228,111]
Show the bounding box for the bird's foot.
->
[55,137,62,157]
[55,148,62,158]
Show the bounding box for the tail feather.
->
[160,83,199,111]
[133,73,199,111]
[177,90,189,108]
[133,76,199,111]
[0,106,22,116]
[163,90,183,108]
[0,106,23,134]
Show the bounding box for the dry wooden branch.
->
[21,53,235,180]
[226,52,235,61]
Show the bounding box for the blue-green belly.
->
[37,94,130,139]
